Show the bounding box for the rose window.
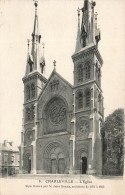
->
[78,120,89,134]
[49,100,66,125]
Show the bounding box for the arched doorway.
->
[24,153,31,173]
[80,151,87,174]
[28,156,31,173]
[50,152,65,174]
[51,153,57,174]
[43,142,67,174]
[81,157,87,174]
[58,153,65,174]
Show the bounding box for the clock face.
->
[78,120,89,134]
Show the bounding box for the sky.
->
[0,0,124,146]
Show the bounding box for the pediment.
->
[38,70,73,100]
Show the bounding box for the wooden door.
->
[82,157,87,174]
[28,159,31,173]
[58,158,65,174]
[51,159,57,174]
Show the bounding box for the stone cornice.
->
[72,45,103,65]
[22,71,47,83]
[38,131,70,139]
[73,80,103,93]
[23,99,38,106]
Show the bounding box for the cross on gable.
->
[33,0,38,7]
[77,7,80,16]
[53,60,56,70]
[95,12,98,20]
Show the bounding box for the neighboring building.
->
[20,0,104,175]
[0,140,19,176]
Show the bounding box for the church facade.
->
[20,0,104,175]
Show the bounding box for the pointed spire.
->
[80,0,89,47]
[25,0,46,76]
[75,8,82,53]
[75,0,100,51]
[25,39,33,75]
[84,0,89,11]
[31,0,41,69]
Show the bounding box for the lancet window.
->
[85,62,91,79]
[85,89,91,107]
[31,83,35,98]
[26,86,30,100]
[77,65,83,82]
[77,91,83,109]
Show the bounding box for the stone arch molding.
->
[42,141,69,173]
[75,147,88,170]
[43,141,68,159]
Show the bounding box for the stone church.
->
[20,0,104,175]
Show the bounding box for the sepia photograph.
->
[0,0,124,194]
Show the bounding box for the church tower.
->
[20,1,47,174]
[72,0,104,174]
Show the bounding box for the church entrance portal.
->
[51,158,65,174]
[82,157,87,174]
[44,142,67,174]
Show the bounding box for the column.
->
[69,135,75,174]
[31,144,36,174]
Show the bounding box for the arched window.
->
[98,94,101,112]
[98,68,101,81]
[28,56,33,72]
[77,92,83,109]
[85,62,91,79]
[83,34,86,47]
[26,86,30,100]
[31,83,35,98]
[29,63,32,72]
[30,105,34,120]
[26,107,30,121]
[85,89,91,107]
[77,65,83,82]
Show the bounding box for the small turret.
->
[75,8,82,53]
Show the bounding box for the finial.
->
[77,7,80,28]
[53,60,56,71]
[77,7,80,16]
[91,1,96,9]
[27,39,30,52]
[95,12,98,20]
[42,42,45,56]
[33,0,38,12]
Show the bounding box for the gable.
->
[38,70,72,98]
[38,71,73,120]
